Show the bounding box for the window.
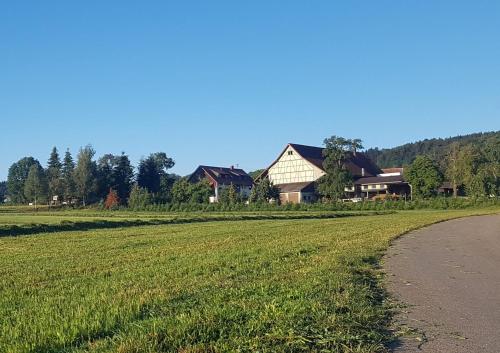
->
[287,150,293,155]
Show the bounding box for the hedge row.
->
[123,197,500,212]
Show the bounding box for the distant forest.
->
[365,131,500,169]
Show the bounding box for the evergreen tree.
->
[24,164,48,209]
[112,153,134,203]
[61,149,76,203]
[405,155,443,199]
[47,147,63,204]
[0,181,7,203]
[74,145,96,206]
[96,154,115,200]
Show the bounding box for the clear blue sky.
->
[1,1,499,180]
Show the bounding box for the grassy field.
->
[0,209,498,353]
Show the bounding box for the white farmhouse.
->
[258,143,409,203]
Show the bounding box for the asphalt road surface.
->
[385,214,500,352]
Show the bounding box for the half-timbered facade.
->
[259,143,410,203]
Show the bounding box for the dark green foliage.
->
[405,156,443,198]
[0,181,7,203]
[96,153,134,203]
[248,169,265,180]
[365,131,500,169]
[316,136,356,201]
[46,147,63,202]
[137,153,175,196]
[62,149,76,203]
[157,173,180,203]
[7,157,42,204]
[24,164,48,208]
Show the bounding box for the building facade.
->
[259,143,410,203]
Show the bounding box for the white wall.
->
[268,146,325,185]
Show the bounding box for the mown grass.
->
[0,211,389,237]
[0,209,498,353]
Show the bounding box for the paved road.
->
[385,214,500,352]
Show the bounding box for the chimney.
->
[361,167,365,177]
[230,165,234,170]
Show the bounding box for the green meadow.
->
[1,208,498,353]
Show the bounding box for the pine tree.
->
[112,153,134,203]
[47,147,63,204]
[62,149,76,203]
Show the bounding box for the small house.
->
[187,165,254,202]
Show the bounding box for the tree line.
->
[5,146,183,208]
[316,134,499,200]
[3,145,280,208]
[2,133,498,208]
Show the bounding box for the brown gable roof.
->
[288,143,382,177]
[256,143,383,181]
[188,165,254,186]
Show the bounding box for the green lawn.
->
[0,209,498,353]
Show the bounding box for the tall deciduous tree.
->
[95,153,134,203]
[171,178,191,204]
[61,149,76,203]
[482,136,500,196]
[74,145,96,206]
[444,142,463,197]
[47,147,63,203]
[316,136,356,201]
[7,157,40,204]
[405,155,443,199]
[24,164,48,209]
[137,152,175,200]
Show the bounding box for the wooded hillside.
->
[365,131,500,168]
